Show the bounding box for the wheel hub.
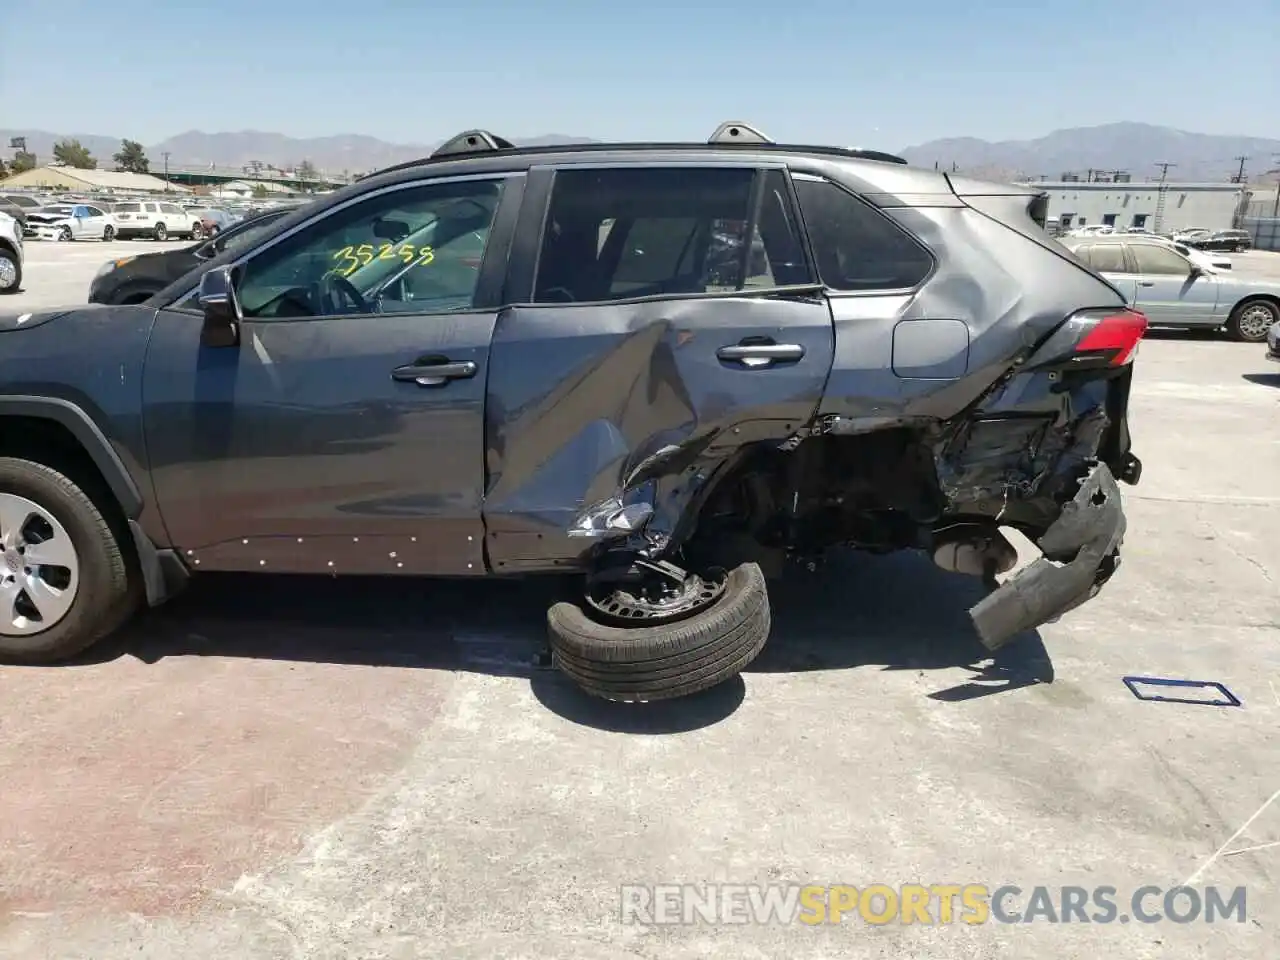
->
[0,258,16,289]
[1239,307,1272,340]
[0,493,80,636]
[585,565,726,626]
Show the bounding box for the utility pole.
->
[162,151,171,192]
[1230,155,1248,183]
[1153,162,1175,234]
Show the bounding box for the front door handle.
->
[716,342,805,368]
[391,359,477,387]
[1139,281,1155,287]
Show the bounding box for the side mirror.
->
[1188,263,1204,279]
[193,240,217,260]
[197,266,241,347]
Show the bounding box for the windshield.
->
[219,212,289,255]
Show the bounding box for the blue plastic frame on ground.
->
[1122,676,1242,707]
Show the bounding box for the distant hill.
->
[0,129,598,176]
[3,121,1277,184]
[899,122,1280,183]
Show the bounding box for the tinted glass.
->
[114,202,140,213]
[1088,243,1128,273]
[792,178,933,290]
[1130,243,1190,275]
[235,178,503,319]
[534,167,811,304]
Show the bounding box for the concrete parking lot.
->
[0,244,1278,958]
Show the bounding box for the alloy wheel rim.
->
[1239,306,1273,341]
[0,257,15,290]
[0,493,80,636]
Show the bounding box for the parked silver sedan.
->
[1063,236,1280,342]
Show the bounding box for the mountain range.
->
[3,122,1277,184]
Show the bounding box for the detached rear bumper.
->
[969,461,1126,650]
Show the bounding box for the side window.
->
[792,177,933,291]
[1130,244,1190,276]
[532,167,812,304]
[161,203,181,216]
[1088,243,1128,273]
[235,178,504,320]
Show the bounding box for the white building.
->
[1016,179,1246,234]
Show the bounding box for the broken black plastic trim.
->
[968,461,1125,650]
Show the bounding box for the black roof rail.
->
[430,130,516,159]
[708,121,773,145]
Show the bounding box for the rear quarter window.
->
[792,177,933,291]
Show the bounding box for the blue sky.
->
[4,0,1277,148]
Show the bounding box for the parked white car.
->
[110,200,203,240]
[27,203,117,241]
[0,211,21,293]
[1145,235,1232,271]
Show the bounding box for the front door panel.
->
[143,309,494,574]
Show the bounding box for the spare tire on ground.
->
[547,561,770,702]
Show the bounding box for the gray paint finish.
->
[891,318,970,379]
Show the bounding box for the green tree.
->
[251,183,269,199]
[0,158,7,180]
[112,139,149,174]
[10,151,36,174]
[52,139,96,169]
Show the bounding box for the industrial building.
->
[1015,178,1247,234]
[0,165,191,195]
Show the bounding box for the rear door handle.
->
[1139,281,1155,287]
[391,359,477,387]
[716,343,805,368]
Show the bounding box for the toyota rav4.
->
[0,123,1144,701]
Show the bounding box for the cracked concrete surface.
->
[2,256,1280,959]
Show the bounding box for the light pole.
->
[162,152,171,192]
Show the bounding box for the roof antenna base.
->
[430,130,516,159]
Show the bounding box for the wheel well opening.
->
[682,430,944,568]
[0,416,133,553]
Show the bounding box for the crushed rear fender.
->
[968,460,1125,650]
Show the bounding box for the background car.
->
[26,203,117,241]
[1185,229,1252,253]
[110,200,203,240]
[0,198,29,233]
[1063,236,1279,341]
[0,210,22,293]
[89,207,292,304]
[196,208,239,235]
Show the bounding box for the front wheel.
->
[0,459,139,663]
[58,225,73,242]
[547,562,770,702]
[154,223,168,241]
[190,222,204,240]
[103,224,116,242]
[1226,298,1278,343]
[0,248,20,294]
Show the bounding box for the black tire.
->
[0,247,20,294]
[0,458,138,664]
[154,222,168,241]
[190,222,204,241]
[1226,298,1279,343]
[58,225,73,242]
[103,224,115,242]
[547,562,770,702]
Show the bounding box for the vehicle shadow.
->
[1142,328,1222,342]
[1242,372,1280,387]
[87,550,1052,731]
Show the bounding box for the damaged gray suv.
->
[0,122,1144,700]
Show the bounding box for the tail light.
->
[1025,307,1149,375]
[1073,308,1148,367]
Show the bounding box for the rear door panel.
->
[481,164,835,569]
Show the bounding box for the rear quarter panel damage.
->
[481,295,834,570]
